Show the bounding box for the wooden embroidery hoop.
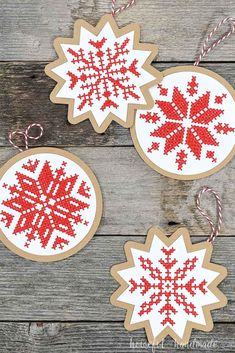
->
[131,65,235,180]
[0,147,103,262]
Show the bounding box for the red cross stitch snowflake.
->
[45,14,161,133]
[132,67,235,179]
[111,227,227,344]
[0,148,101,261]
[129,248,207,325]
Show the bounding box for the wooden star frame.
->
[111,227,227,345]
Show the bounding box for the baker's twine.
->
[196,187,223,243]
[8,123,43,152]
[111,0,136,16]
[194,17,235,66]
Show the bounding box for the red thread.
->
[78,181,91,199]
[147,142,159,153]
[145,76,233,170]
[215,94,227,104]
[22,159,40,173]
[67,71,79,89]
[129,248,207,325]
[140,112,160,124]
[52,237,69,250]
[157,84,168,96]
[176,150,188,170]
[1,158,91,250]
[187,76,198,96]
[1,211,14,228]
[66,37,141,112]
[206,151,217,163]
[215,123,234,134]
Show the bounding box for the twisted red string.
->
[194,17,235,66]
[111,0,136,16]
[9,123,43,152]
[196,187,223,243]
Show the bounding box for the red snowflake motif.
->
[66,37,141,112]
[143,76,234,170]
[111,228,227,344]
[1,160,91,250]
[215,94,227,104]
[129,247,207,326]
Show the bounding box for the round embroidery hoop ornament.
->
[45,0,162,133]
[131,17,235,180]
[111,187,227,345]
[0,124,102,262]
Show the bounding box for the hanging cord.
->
[111,0,136,16]
[196,187,223,243]
[194,17,235,66]
[8,123,43,152]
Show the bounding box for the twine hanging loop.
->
[111,0,136,16]
[9,123,43,152]
[196,186,223,243]
[194,17,235,66]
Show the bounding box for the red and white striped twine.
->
[111,0,136,16]
[9,123,43,152]
[194,16,235,66]
[196,187,223,243]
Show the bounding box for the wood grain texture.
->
[0,146,235,236]
[0,63,235,147]
[0,322,234,352]
[0,236,232,321]
[1,0,235,61]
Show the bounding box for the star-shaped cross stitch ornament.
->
[131,66,235,179]
[45,15,162,133]
[111,227,227,345]
[0,147,102,261]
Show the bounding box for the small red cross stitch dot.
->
[206,151,217,163]
[158,84,168,96]
[148,142,159,153]
[215,93,227,104]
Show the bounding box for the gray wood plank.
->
[0,62,235,147]
[0,322,233,352]
[1,146,235,236]
[1,0,235,61]
[0,236,232,321]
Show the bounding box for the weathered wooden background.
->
[0,1,235,352]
